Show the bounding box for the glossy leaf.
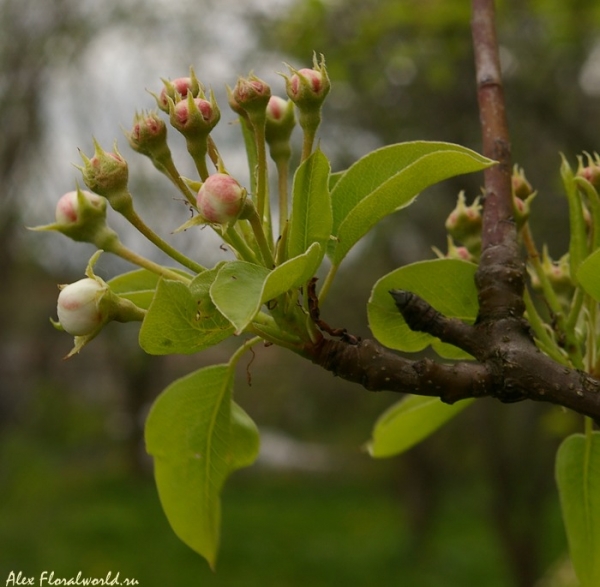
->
[367,395,475,458]
[145,364,259,569]
[108,268,191,310]
[210,243,322,334]
[577,249,600,302]
[556,432,600,587]
[367,259,478,358]
[139,272,234,355]
[328,141,494,265]
[287,148,332,260]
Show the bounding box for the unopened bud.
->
[126,110,169,159]
[576,153,600,188]
[55,189,105,226]
[512,191,536,230]
[54,252,146,356]
[196,173,247,224]
[30,187,118,249]
[231,75,271,118]
[78,140,131,212]
[265,96,295,162]
[445,192,482,254]
[156,73,201,112]
[512,165,533,200]
[284,55,330,109]
[530,249,574,303]
[57,278,105,336]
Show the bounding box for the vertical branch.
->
[471,0,525,320]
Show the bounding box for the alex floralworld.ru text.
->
[5,571,139,586]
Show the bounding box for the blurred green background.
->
[2,0,599,585]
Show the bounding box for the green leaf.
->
[367,395,475,458]
[139,272,234,355]
[210,243,322,334]
[561,156,589,284]
[577,249,600,302]
[287,148,332,259]
[367,259,478,358]
[145,364,259,569]
[108,268,191,310]
[556,432,600,587]
[329,141,494,265]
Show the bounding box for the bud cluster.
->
[38,55,333,353]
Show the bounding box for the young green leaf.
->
[329,141,494,266]
[577,249,600,302]
[145,364,259,569]
[287,148,332,259]
[556,432,600,587]
[366,395,475,458]
[210,243,322,334]
[367,259,478,356]
[108,268,191,310]
[139,275,234,355]
[561,156,589,284]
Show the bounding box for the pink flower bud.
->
[196,173,246,224]
[168,93,221,140]
[55,190,105,225]
[445,192,482,256]
[290,69,323,96]
[157,76,200,112]
[284,56,330,109]
[577,164,600,188]
[79,140,130,208]
[231,75,271,118]
[127,111,167,153]
[265,96,295,162]
[512,166,533,199]
[57,278,105,336]
[173,98,214,127]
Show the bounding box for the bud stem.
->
[154,155,197,207]
[276,159,289,236]
[245,203,275,268]
[299,110,320,162]
[522,224,583,368]
[223,225,260,264]
[318,262,339,305]
[120,204,205,274]
[249,114,269,230]
[107,240,191,284]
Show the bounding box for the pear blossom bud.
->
[284,56,330,109]
[512,191,535,230]
[57,278,105,336]
[55,190,105,226]
[232,75,271,117]
[576,153,600,188]
[197,173,246,224]
[445,192,482,254]
[79,140,131,212]
[28,187,118,249]
[265,96,295,163]
[172,97,216,129]
[126,110,168,157]
[157,75,201,112]
[512,165,533,200]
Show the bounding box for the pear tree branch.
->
[305,0,600,422]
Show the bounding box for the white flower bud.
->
[56,278,105,336]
